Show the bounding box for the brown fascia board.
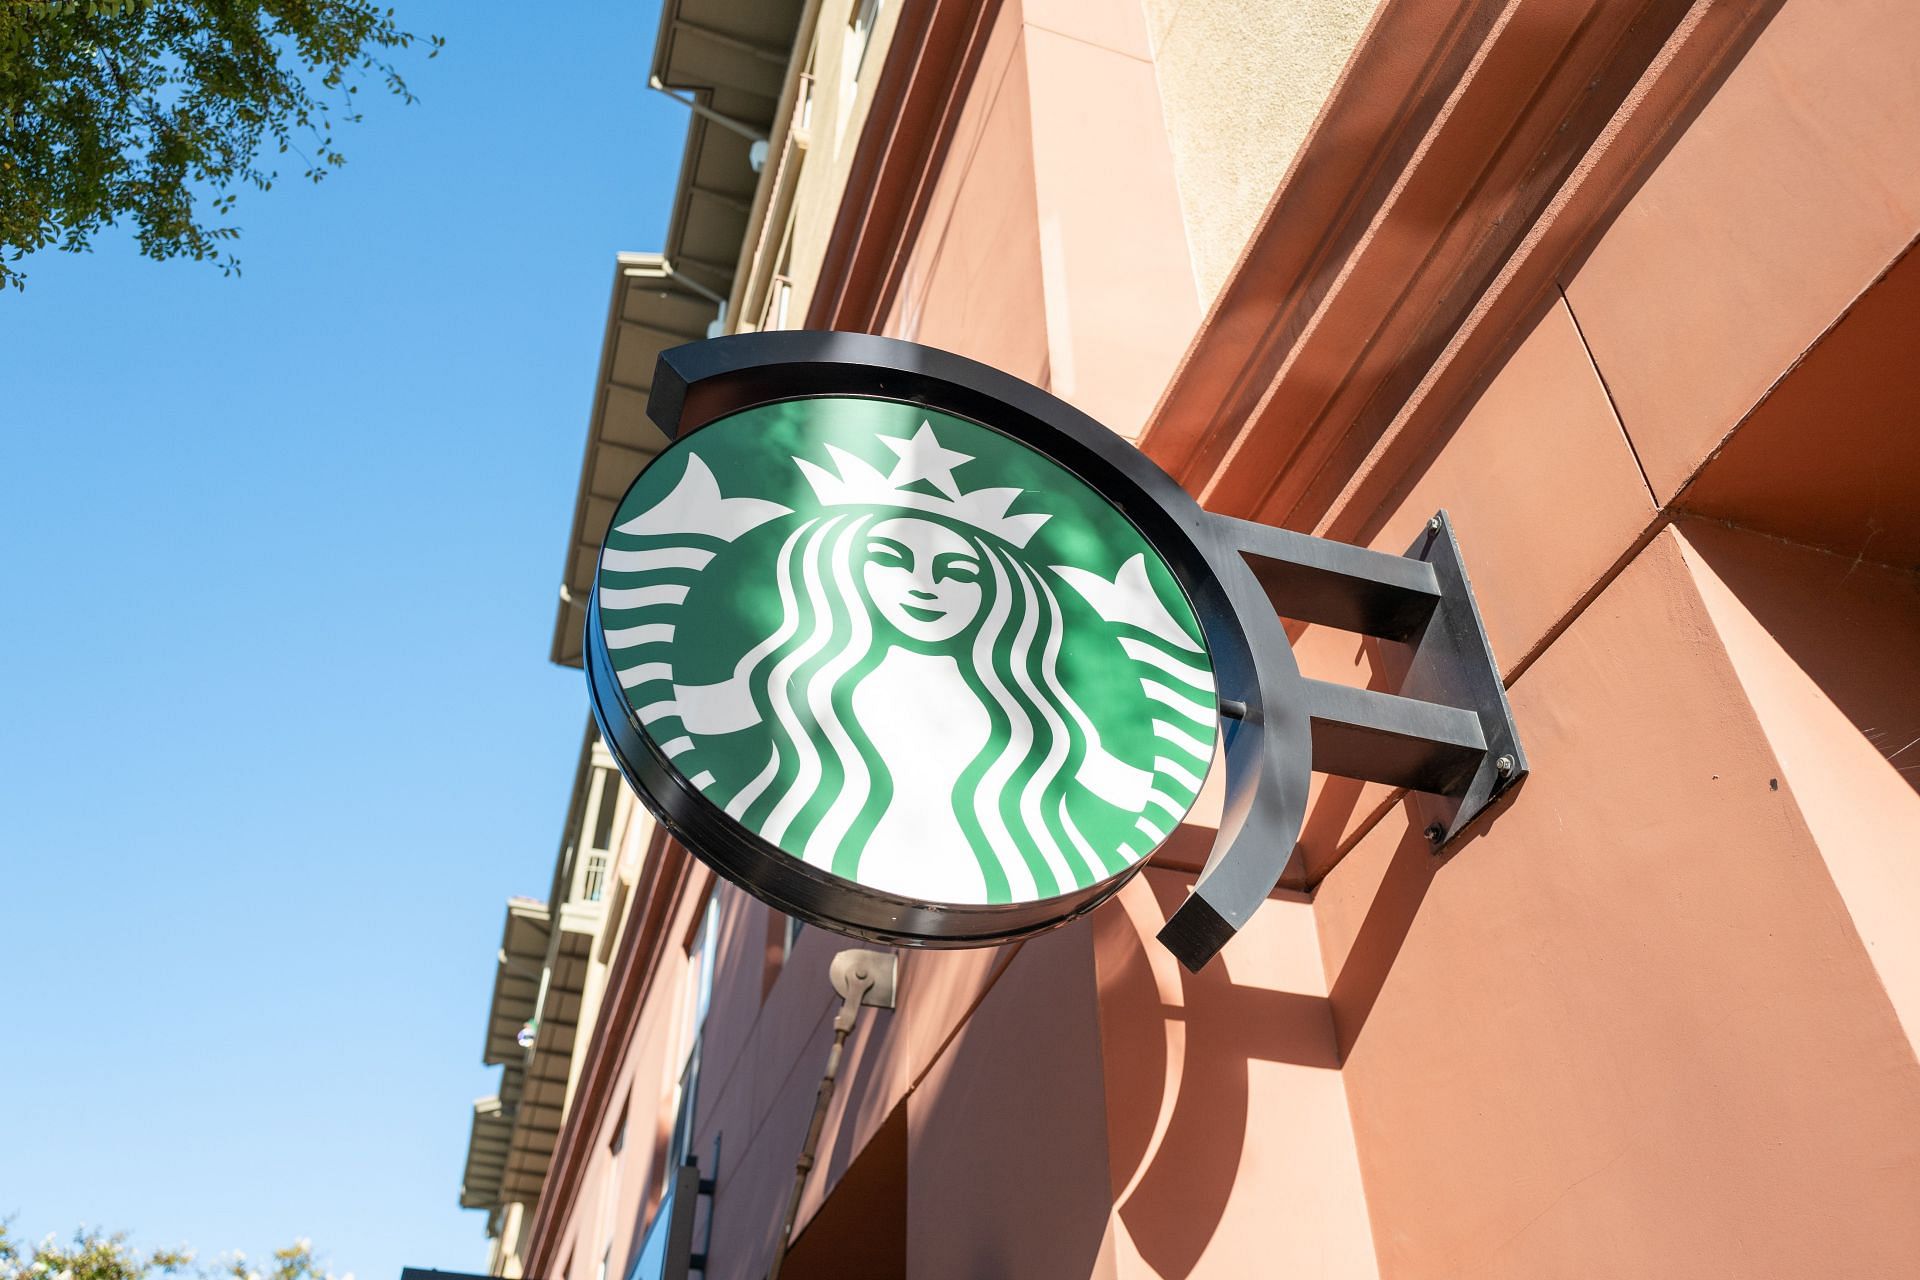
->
[548,116,739,671]
[662,112,723,294]
[542,721,600,909]
[459,1099,513,1211]
[647,0,682,88]
[545,721,595,909]
[548,97,713,674]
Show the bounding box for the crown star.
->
[794,422,1051,547]
[880,422,974,499]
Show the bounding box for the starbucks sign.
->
[586,331,1525,962]
[585,332,1285,949]
[598,398,1215,912]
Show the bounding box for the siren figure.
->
[599,416,1217,906]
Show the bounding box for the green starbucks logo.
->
[597,397,1217,906]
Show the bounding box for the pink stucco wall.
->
[533,0,1920,1275]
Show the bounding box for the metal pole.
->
[767,972,872,1280]
[648,79,769,144]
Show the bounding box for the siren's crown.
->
[795,421,1049,547]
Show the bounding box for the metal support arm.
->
[768,951,897,1280]
[1158,510,1527,971]
[1224,515,1442,640]
[1303,679,1486,795]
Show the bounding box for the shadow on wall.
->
[1679,520,1920,797]
[1098,871,1334,1279]
[900,923,1116,1279]
[1100,798,1519,1278]
[726,797,1512,1279]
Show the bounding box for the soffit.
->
[483,899,551,1066]
[460,1065,523,1213]
[650,0,799,296]
[652,0,794,109]
[459,1093,515,1211]
[498,924,599,1203]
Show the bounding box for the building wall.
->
[784,0,907,326]
[1558,0,1920,504]
[1292,3,1920,1271]
[1094,872,1380,1277]
[1315,530,1920,1276]
[879,0,1050,388]
[516,0,1920,1276]
[875,0,1205,440]
[1147,0,1376,304]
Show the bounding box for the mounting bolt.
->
[1427,516,1441,533]
[1495,754,1515,778]
[1424,822,1446,846]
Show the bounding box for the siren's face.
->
[862,517,985,645]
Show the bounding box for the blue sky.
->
[0,6,685,1276]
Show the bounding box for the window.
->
[759,205,800,333]
[610,1096,628,1156]
[595,1096,630,1280]
[666,890,720,1173]
[849,0,881,79]
[684,891,720,1035]
[665,1048,701,1174]
[835,0,883,153]
[591,768,620,850]
[579,768,621,903]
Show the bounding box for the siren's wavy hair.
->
[720,512,1126,902]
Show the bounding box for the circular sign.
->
[588,394,1219,944]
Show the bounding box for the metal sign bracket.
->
[1236,509,1524,840]
[1159,509,1527,970]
